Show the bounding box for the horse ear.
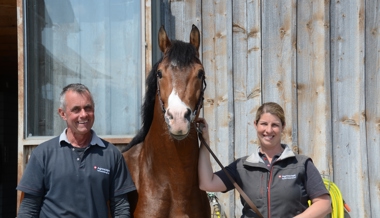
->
[189,24,200,55]
[158,25,171,53]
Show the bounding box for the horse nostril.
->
[184,108,191,121]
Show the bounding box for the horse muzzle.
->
[164,108,193,140]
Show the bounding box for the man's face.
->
[58,90,95,137]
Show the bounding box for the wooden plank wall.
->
[330,1,370,217]
[161,0,379,217]
[366,1,380,216]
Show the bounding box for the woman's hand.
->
[196,117,227,192]
[196,117,210,143]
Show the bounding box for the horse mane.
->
[122,40,199,152]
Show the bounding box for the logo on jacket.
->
[279,174,296,180]
[93,166,110,174]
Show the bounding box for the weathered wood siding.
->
[366,1,380,216]
[161,0,379,217]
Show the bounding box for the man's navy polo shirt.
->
[17,129,136,218]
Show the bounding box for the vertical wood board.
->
[201,0,235,217]
[296,0,332,174]
[365,0,380,215]
[16,0,24,211]
[232,0,262,215]
[261,0,297,148]
[330,1,370,217]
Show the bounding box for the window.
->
[25,0,142,137]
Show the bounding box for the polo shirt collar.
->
[59,128,106,147]
[245,144,295,164]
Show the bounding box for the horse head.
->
[156,25,206,140]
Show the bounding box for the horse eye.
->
[197,70,205,79]
[157,70,162,79]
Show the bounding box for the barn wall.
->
[161,0,379,217]
[365,0,380,215]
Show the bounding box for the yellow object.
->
[208,192,224,218]
[309,178,347,218]
[324,178,345,218]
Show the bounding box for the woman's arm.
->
[294,194,331,218]
[196,117,227,192]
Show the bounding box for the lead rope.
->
[197,130,264,218]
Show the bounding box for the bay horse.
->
[122,25,211,218]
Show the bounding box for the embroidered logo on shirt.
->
[93,166,110,174]
[279,174,296,180]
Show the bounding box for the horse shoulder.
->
[122,142,143,189]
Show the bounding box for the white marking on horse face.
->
[165,90,192,137]
[171,60,177,67]
[168,90,186,110]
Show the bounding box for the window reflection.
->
[25,0,141,137]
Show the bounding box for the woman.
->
[197,102,331,218]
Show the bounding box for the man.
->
[17,83,136,218]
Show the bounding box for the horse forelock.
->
[166,40,199,68]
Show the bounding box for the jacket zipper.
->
[267,166,274,218]
[267,159,280,218]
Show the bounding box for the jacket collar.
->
[244,144,295,165]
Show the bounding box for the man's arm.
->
[17,193,42,218]
[109,194,131,218]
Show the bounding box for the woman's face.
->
[254,112,284,148]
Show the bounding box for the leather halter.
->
[156,69,207,123]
